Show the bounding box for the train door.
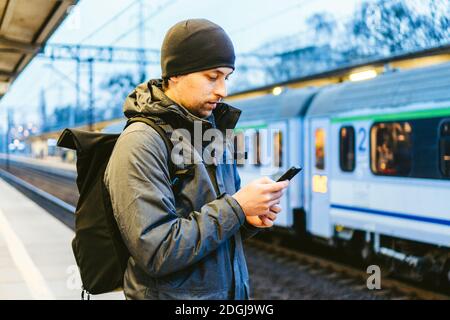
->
[309,117,332,238]
[267,121,291,227]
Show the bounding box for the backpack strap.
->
[124,116,176,184]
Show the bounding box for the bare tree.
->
[348,0,450,58]
[100,72,137,119]
[252,0,450,87]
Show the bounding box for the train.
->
[98,60,450,288]
[231,61,450,287]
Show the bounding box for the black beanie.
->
[161,19,235,78]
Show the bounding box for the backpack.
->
[57,116,176,297]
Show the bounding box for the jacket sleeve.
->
[104,124,246,278]
[233,162,260,241]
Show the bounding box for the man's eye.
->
[209,75,218,80]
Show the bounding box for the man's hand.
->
[232,176,288,224]
[245,205,282,228]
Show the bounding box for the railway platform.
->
[0,176,124,300]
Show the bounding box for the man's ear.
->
[169,76,180,84]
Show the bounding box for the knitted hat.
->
[161,19,235,78]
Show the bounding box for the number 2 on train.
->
[358,127,367,153]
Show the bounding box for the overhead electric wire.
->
[109,0,178,46]
[78,0,141,44]
[44,64,91,97]
[230,0,308,36]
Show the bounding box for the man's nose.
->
[214,78,227,99]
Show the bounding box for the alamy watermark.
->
[169,121,284,176]
[366,265,381,290]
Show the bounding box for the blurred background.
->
[0,0,449,300]
[0,0,449,150]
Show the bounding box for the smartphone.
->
[277,166,302,182]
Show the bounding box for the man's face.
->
[169,67,233,119]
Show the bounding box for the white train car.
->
[303,62,450,279]
[231,88,318,228]
[230,61,450,284]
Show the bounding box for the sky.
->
[0,0,361,131]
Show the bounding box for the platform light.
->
[349,69,377,82]
[272,86,283,96]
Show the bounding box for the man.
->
[104,19,289,300]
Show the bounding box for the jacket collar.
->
[128,79,241,132]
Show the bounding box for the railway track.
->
[0,164,76,230]
[0,159,448,300]
[246,235,450,300]
[0,159,78,205]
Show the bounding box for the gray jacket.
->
[104,80,259,300]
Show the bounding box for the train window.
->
[273,131,283,167]
[234,131,246,167]
[339,126,355,172]
[439,121,450,177]
[370,122,412,176]
[315,128,325,170]
[254,131,262,166]
[245,135,250,164]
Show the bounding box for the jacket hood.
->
[123,79,241,131]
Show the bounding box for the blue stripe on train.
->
[330,204,450,227]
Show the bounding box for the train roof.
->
[307,61,450,118]
[228,45,450,100]
[103,87,318,133]
[230,86,318,123]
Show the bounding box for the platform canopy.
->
[0,0,77,99]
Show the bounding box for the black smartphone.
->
[277,166,302,182]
